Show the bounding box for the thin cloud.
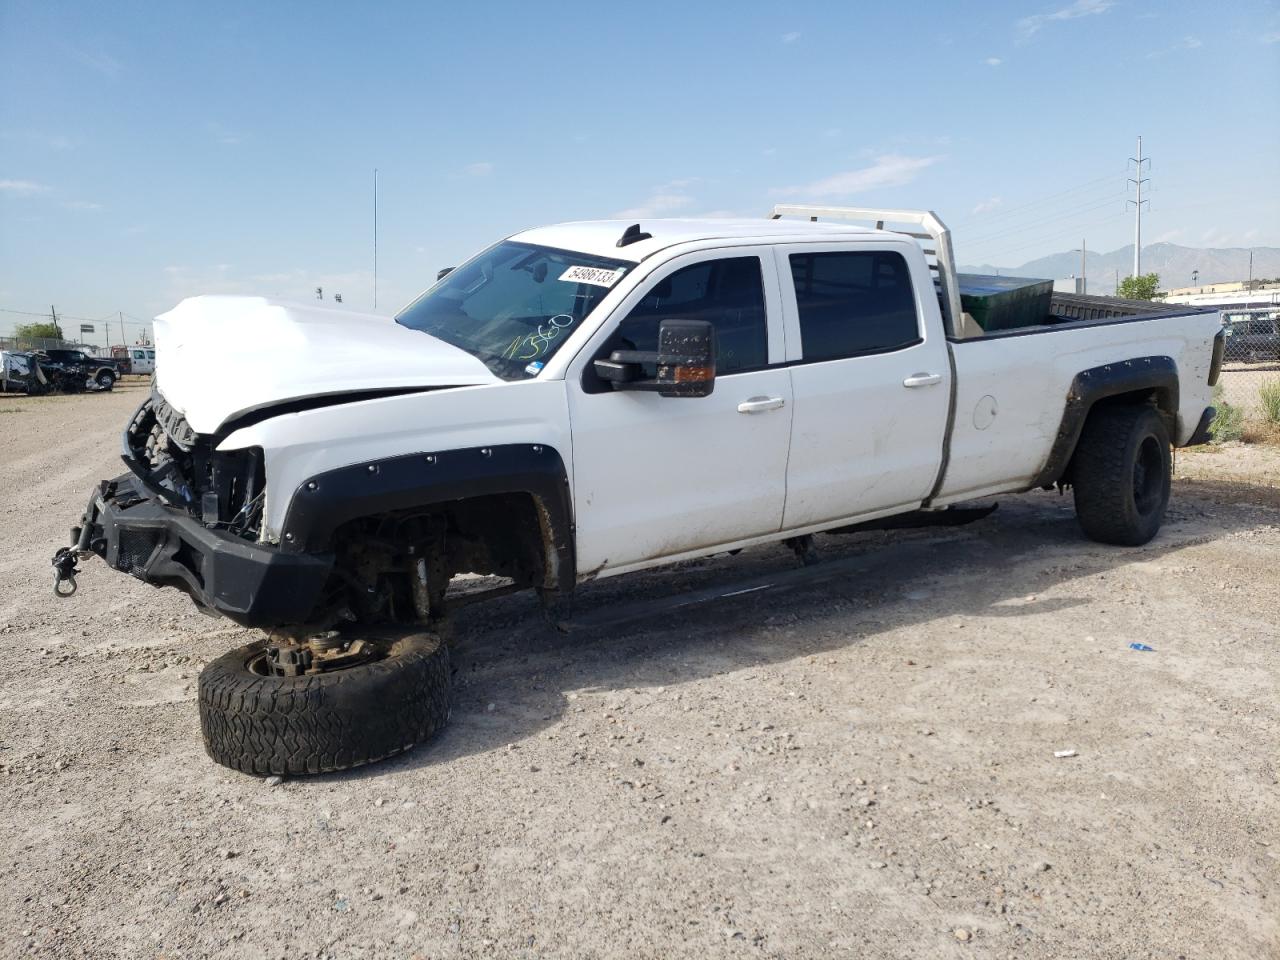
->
[615,179,699,219]
[971,197,1003,215]
[772,155,939,199]
[1,131,78,151]
[69,46,123,77]
[464,161,494,176]
[1263,31,1280,43]
[984,57,1003,66]
[0,179,49,196]
[1147,36,1202,58]
[1017,0,1113,42]
[63,200,103,211]
[781,31,801,44]
[207,122,243,145]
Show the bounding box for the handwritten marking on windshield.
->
[503,314,576,362]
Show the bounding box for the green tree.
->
[12,321,62,344]
[1118,273,1160,300]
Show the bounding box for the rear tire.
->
[198,631,450,776]
[1071,405,1171,546]
[96,370,115,390]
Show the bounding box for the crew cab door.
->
[566,248,792,574]
[775,242,951,528]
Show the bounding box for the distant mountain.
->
[958,243,1280,292]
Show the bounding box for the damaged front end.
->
[53,393,333,626]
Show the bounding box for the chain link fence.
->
[1216,308,1280,434]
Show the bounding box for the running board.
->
[824,503,998,535]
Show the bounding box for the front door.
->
[776,243,952,529]
[566,248,793,574]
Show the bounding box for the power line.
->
[967,209,1131,264]
[963,191,1128,246]
[0,305,151,325]
[952,171,1125,228]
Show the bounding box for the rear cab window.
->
[788,250,921,361]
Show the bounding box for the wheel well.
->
[1089,386,1176,437]
[1059,391,1172,487]
[324,492,557,624]
[1029,357,1180,491]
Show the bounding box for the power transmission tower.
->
[1127,136,1150,277]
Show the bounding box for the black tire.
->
[96,370,115,390]
[1071,405,1171,546]
[198,632,450,776]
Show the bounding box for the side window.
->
[147,350,156,359]
[789,251,920,361]
[607,257,769,375]
[133,350,146,360]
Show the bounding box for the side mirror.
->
[593,318,716,398]
[436,267,455,281]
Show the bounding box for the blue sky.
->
[2,0,1277,341]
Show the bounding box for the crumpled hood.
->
[152,296,499,434]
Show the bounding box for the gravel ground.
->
[1,382,1277,960]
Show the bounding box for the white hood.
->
[152,296,500,434]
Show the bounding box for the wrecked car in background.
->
[1,350,48,394]
[54,205,1223,776]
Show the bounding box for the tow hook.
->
[52,547,84,598]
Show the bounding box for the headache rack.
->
[769,204,964,337]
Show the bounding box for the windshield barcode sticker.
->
[559,265,625,287]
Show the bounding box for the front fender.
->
[278,443,575,588]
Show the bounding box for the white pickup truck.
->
[56,205,1224,776]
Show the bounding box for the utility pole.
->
[373,168,379,311]
[1127,136,1150,277]
[50,305,63,341]
[118,311,124,349]
[1192,269,1198,288]
[1071,240,1088,294]
[1248,250,1253,291]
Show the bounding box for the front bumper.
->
[75,472,333,627]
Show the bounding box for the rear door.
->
[775,242,951,529]
[566,247,793,574]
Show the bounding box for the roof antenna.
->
[617,223,652,248]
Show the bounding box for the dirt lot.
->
[1,383,1277,960]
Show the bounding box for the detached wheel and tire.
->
[1071,405,1172,546]
[96,370,115,390]
[198,632,450,776]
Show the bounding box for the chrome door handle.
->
[902,373,942,388]
[737,396,786,414]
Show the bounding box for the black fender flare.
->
[278,443,575,589]
[1029,356,1179,489]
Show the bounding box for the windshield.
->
[395,241,633,381]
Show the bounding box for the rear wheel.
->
[198,631,450,776]
[1071,405,1171,546]
[96,370,115,390]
